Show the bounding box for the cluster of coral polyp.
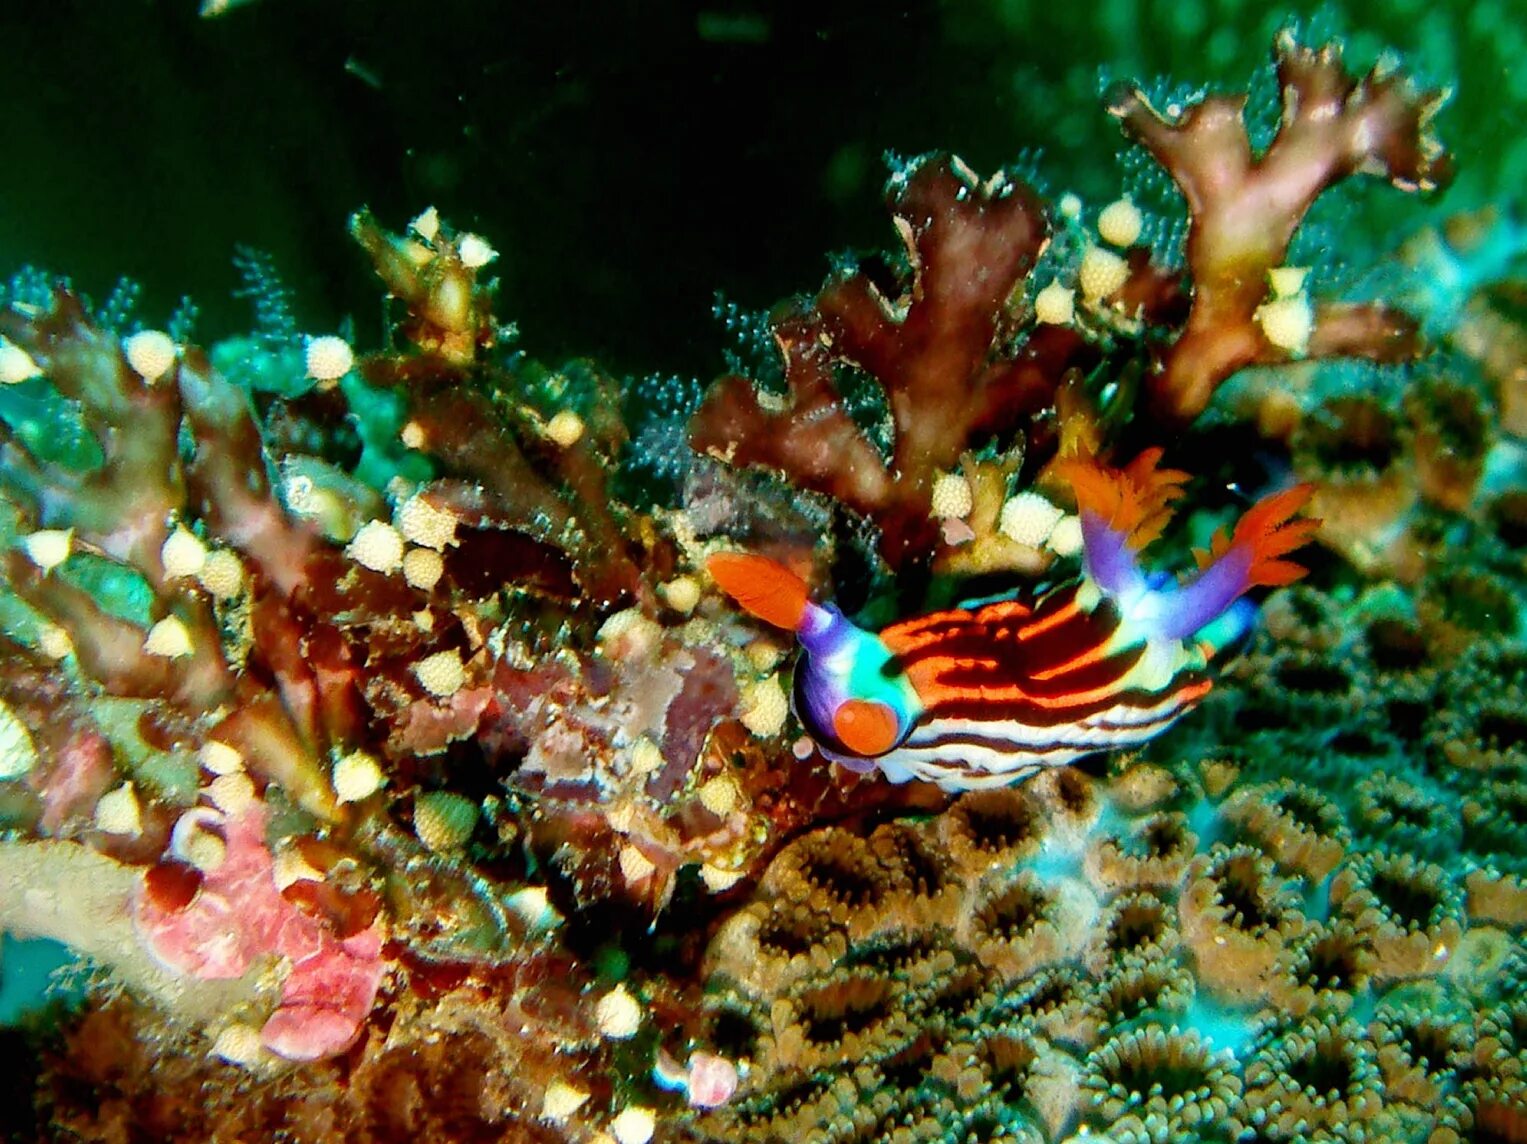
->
[690,755,1526,1143]
[1,26,1519,1144]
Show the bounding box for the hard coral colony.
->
[0,22,1521,1144]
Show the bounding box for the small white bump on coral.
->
[540,1080,590,1123]
[457,233,498,269]
[409,206,440,242]
[207,772,257,816]
[740,675,789,738]
[545,409,585,447]
[402,546,445,591]
[0,699,36,780]
[199,740,244,776]
[1097,196,1143,248]
[930,471,974,520]
[413,649,466,697]
[414,790,477,852]
[658,575,702,614]
[35,623,72,660]
[171,809,227,872]
[397,494,459,550]
[160,526,207,579]
[1057,191,1083,220]
[304,335,354,382]
[332,749,386,803]
[400,420,427,449]
[0,337,42,384]
[197,549,245,599]
[1047,515,1084,557]
[144,616,193,658]
[348,520,405,574]
[94,782,143,836]
[22,528,72,573]
[618,844,657,885]
[595,984,644,1040]
[271,844,325,890]
[597,608,663,661]
[609,1106,656,1144]
[1267,266,1309,298]
[212,1023,267,1068]
[1079,246,1130,303]
[505,886,561,932]
[123,330,178,382]
[697,773,741,817]
[700,863,745,892]
[998,491,1065,547]
[1034,281,1076,325]
[1257,294,1315,355]
[628,736,665,776]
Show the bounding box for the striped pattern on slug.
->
[709,451,1316,792]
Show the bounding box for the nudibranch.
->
[708,450,1317,791]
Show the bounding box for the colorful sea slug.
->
[709,451,1317,791]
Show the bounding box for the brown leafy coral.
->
[691,33,1450,571]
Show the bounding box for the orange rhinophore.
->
[705,552,813,632]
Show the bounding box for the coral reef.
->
[0,16,1522,1144]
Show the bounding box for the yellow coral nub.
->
[456,232,498,269]
[22,528,72,573]
[144,616,193,658]
[160,526,207,579]
[402,546,445,591]
[541,1080,590,1123]
[700,863,745,892]
[595,984,644,1039]
[506,886,561,932]
[35,623,72,660]
[0,337,42,384]
[998,491,1065,546]
[1097,196,1143,248]
[628,736,665,776]
[930,471,974,520]
[199,740,244,775]
[1079,246,1130,303]
[409,206,440,242]
[272,844,325,890]
[207,772,257,816]
[414,790,477,852]
[597,608,663,661]
[304,335,354,382]
[618,844,657,885]
[0,700,37,781]
[1267,266,1310,298]
[94,783,142,836]
[1257,293,1314,355]
[609,1106,656,1144]
[698,773,742,817]
[397,494,459,550]
[413,649,466,697]
[348,520,405,574]
[658,575,702,614]
[400,420,427,449]
[123,330,178,382]
[197,549,245,599]
[1034,281,1076,325]
[211,1023,267,1068]
[741,675,789,737]
[332,748,384,800]
[172,810,228,872]
[1047,515,1084,556]
[545,409,585,447]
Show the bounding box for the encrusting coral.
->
[0,18,1523,1144]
